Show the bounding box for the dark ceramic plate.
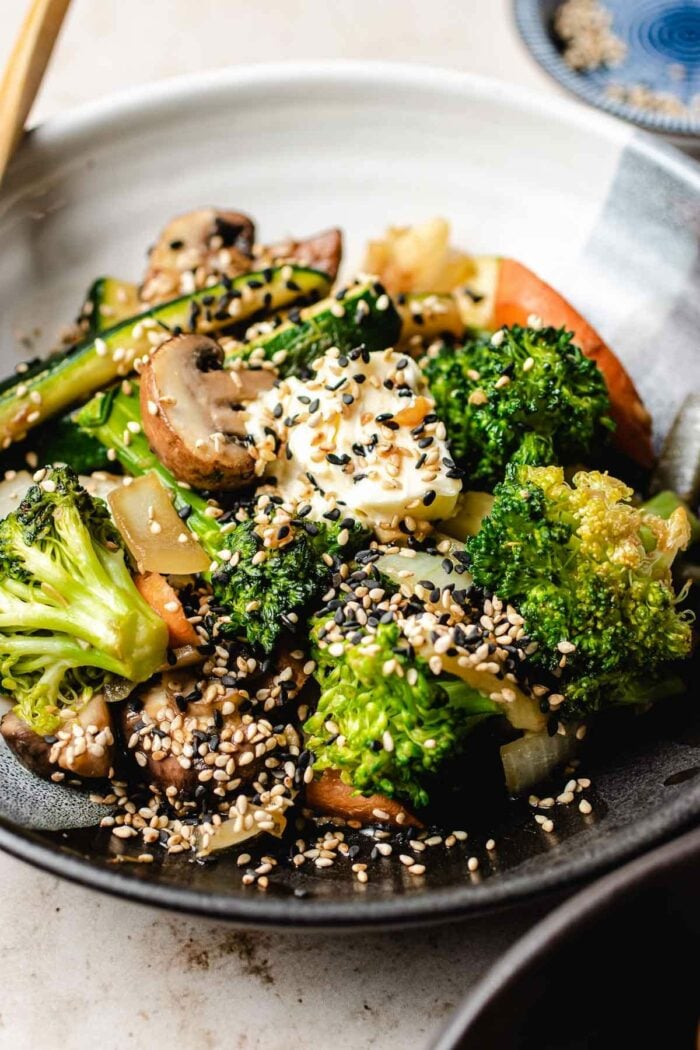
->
[431,824,700,1048]
[0,64,699,927]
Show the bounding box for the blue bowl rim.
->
[514,0,700,137]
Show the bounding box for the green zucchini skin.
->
[396,292,466,345]
[0,278,140,475]
[0,265,330,448]
[81,277,141,337]
[226,279,401,376]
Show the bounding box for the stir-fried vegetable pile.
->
[0,211,694,842]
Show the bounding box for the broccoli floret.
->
[304,620,498,807]
[466,464,693,718]
[423,325,614,489]
[0,466,167,734]
[78,385,369,652]
[211,518,367,652]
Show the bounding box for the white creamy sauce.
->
[244,346,461,528]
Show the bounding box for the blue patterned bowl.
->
[515,0,700,136]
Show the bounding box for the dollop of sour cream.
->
[243,346,461,529]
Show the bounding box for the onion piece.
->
[501,727,580,796]
[108,472,210,575]
[440,490,494,541]
[158,644,202,671]
[375,537,472,596]
[195,806,287,856]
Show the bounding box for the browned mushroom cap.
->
[141,208,255,304]
[140,333,274,491]
[1,695,115,781]
[122,665,304,801]
[261,227,342,281]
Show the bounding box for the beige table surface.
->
[0,4,575,1049]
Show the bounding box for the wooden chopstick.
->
[0,0,72,184]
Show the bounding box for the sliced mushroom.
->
[140,333,267,490]
[1,695,115,781]
[122,664,304,800]
[141,208,256,304]
[260,227,342,281]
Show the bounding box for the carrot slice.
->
[134,572,199,649]
[493,258,653,468]
[305,770,422,828]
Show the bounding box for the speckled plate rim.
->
[431,824,700,1047]
[513,0,700,138]
[0,60,699,928]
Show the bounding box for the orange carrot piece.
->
[134,572,199,649]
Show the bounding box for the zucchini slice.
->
[397,292,466,345]
[225,279,402,376]
[81,277,141,337]
[0,265,330,447]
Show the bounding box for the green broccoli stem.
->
[0,633,127,676]
[610,672,687,707]
[76,385,223,556]
[643,491,700,545]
